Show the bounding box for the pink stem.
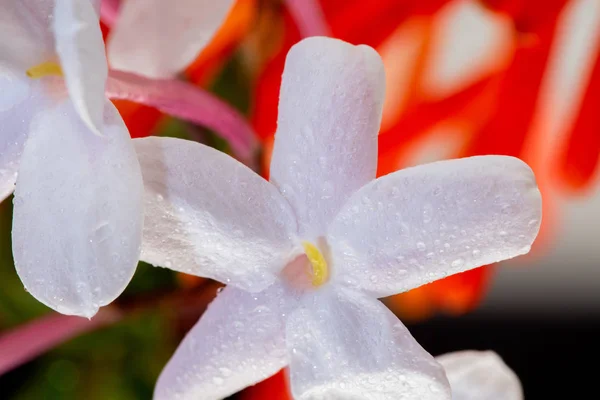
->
[106,70,258,165]
[0,309,120,376]
[100,0,121,27]
[285,0,330,38]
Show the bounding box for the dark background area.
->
[410,314,600,399]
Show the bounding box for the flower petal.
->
[90,0,101,15]
[105,70,257,164]
[287,286,450,400]
[0,0,54,70]
[436,351,523,400]
[328,156,542,298]
[53,0,108,135]
[107,0,235,78]
[155,285,288,400]
[0,81,47,202]
[269,37,385,239]
[134,137,297,292]
[12,99,143,318]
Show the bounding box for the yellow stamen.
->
[302,241,329,287]
[26,62,63,79]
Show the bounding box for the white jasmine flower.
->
[0,0,143,317]
[134,37,542,399]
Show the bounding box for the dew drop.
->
[212,377,224,385]
[422,205,433,224]
[451,258,464,267]
[253,305,270,314]
[318,156,327,168]
[429,383,441,393]
[321,181,334,199]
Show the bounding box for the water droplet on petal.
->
[451,258,464,267]
[422,205,433,224]
[520,245,531,253]
[212,377,224,385]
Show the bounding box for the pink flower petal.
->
[105,70,257,164]
[0,309,120,375]
[285,0,330,38]
[100,0,120,27]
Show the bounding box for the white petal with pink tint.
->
[437,351,523,400]
[12,99,143,318]
[269,37,385,239]
[328,156,542,298]
[107,0,234,78]
[90,0,101,15]
[0,0,54,70]
[286,286,450,400]
[53,0,108,134]
[155,285,288,400]
[0,80,47,202]
[134,137,298,293]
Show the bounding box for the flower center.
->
[302,241,329,287]
[26,62,63,79]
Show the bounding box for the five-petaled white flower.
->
[106,0,235,79]
[437,351,523,400]
[0,0,143,317]
[133,36,541,399]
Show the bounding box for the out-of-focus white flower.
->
[133,37,542,399]
[437,351,523,400]
[106,0,235,78]
[0,0,143,318]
